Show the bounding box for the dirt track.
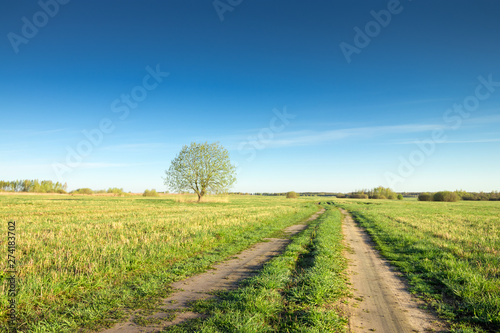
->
[101,209,325,332]
[341,209,447,333]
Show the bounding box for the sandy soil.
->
[341,209,448,333]
[101,209,325,332]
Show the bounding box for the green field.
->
[0,194,318,332]
[2,195,499,332]
[336,199,500,332]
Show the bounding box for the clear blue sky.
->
[1,0,499,193]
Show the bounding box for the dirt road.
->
[341,208,447,333]
[101,209,325,332]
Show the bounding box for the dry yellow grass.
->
[0,194,318,332]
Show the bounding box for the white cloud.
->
[236,123,445,149]
[464,113,500,125]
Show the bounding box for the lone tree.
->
[164,142,236,202]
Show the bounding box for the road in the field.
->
[101,208,325,332]
[341,208,447,333]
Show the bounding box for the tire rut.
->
[341,208,447,333]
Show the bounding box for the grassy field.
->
[167,205,348,332]
[3,194,499,332]
[335,199,500,333]
[0,194,318,332]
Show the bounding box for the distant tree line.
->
[253,193,286,196]
[397,192,420,198]
[419,191,500,202]
[231,188,405,200]
[297,192,342,197]
[71,188,95,195]
[0,179,67,193]
[71,188,130,196]
[231,192,346,197]
[230,189,404,199]
[347,187,402,200]
[456,190,500,201]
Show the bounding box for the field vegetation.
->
[2,191,498,332]
[168,206,348,332]
[335,199,500,332]
[0,194,317,332]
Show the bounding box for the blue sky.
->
[1,0,499,193]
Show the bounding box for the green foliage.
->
[164,142,236,202]
[0,179,67,193]
[418,192,433,201]
[143,189,159,197]
[349,193,368,199]
[397,194,404,200]
[368,186,397,199]
[418,191,499,202]
[107,187,125,196]
[286,191,299,198]
[71,188,94,195]
[460,191,500,201]
[349,186,398,199]
[433,191,460,202]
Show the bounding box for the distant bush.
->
[143,189,159,197]
[107,187,125,196]
[349,193,369,199]
[397,194,404,200]
[286,191,299,199]
[353,186,399,200]
[461,191,500,201]
[433,191,460,202]
[461,193,476,201]
[71,188,94,195]
[418,193,433,201]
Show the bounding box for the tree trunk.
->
[198,188,206,202]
